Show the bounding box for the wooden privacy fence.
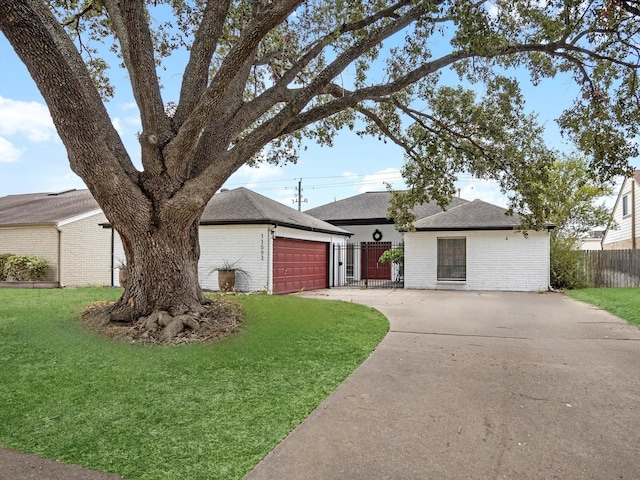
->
[578,249,640,288]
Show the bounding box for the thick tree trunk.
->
[107,213,209,334]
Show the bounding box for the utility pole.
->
[293,178,307,211]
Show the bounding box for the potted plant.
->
[211,258,249,292]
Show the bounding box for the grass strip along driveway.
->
[566,288,640,328]
[0,288,388,479]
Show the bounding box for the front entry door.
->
[361,241,391,280]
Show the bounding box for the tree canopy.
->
[2,1,638,219]
[1,0,639,337]
[542,155,615,239]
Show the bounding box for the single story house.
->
[111,187,351,294]
[602,170,640,250]
[305,191,468,284]
[307,192,553,292]
[0,189,111,286]
[404,199,553,292]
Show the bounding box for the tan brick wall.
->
[60,212,111,286]
[0,226,60,281]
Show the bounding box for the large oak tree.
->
[1,0,638,339]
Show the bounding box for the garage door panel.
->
[273,238,328,294]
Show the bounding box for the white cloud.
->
[353,167,405,193]
[458,178,507,207]
[112,116,141,137]
[112,118,124,136]
[0,96,55,142]
[233,163,285,186]
[0,137,22,163]
[40,172,87,194]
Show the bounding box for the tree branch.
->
[103,0,171,179]
[0,0,146,222]
[174,0,232,128]
[62,2,101,27]
[164,0,303,169]
[226,3,430,158]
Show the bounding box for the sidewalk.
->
[0,447,127,480]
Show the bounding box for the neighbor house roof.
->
[304,191,469,225]
[201,187,351,236]
[0,189,100,226]
[414,199,535,231]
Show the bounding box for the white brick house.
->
[602,170,640,250]
[0,189,111,286]
[112,188,350,294]
[404,200,552,291]
[308,193,553,292]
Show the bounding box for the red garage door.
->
[273,238,328,294]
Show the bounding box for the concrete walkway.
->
[245,289,640,480]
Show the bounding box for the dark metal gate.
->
[333,242,404,288]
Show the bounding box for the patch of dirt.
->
[81,295,244,345]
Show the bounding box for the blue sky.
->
[0,28,629,210]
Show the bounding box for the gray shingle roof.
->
[0,187,350,236]
[0,189,100,226]
[304,191,469,224]
[413,199,521,230]
[202,187,350,236]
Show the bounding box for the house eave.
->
[199,219,352,237]
[321,218,394,226]
[0,222,57,229]
[414,225,554,232]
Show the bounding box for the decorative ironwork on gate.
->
[332,242,404,288]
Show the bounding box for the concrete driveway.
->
[245,289,640,480]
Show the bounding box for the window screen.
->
[437,237,466,281]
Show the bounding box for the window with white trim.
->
[623,195,630,216]
[437,237,466,281]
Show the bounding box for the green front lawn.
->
[0,288,388,479]
[566,288,640,327]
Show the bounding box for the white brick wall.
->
[59,212,111,286]
[113,224,348,293]
[199,225,270,292]
[0,226,59,281]
[338,224,402,244]
[405,230,550,292]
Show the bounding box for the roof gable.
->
[414,199,522,230]
[201,188,350,235]
[0,189,100,226]
[304,191,469,224]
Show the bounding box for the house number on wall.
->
[260,234,264,261]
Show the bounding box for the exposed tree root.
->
[81,296,244,344]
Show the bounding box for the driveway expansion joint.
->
[388,329,530,340]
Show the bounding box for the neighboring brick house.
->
[111,187,351,294]
[404,199,552,292]
[602,170,640,250]
[307,192,553,292]
[0,189,111,286]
